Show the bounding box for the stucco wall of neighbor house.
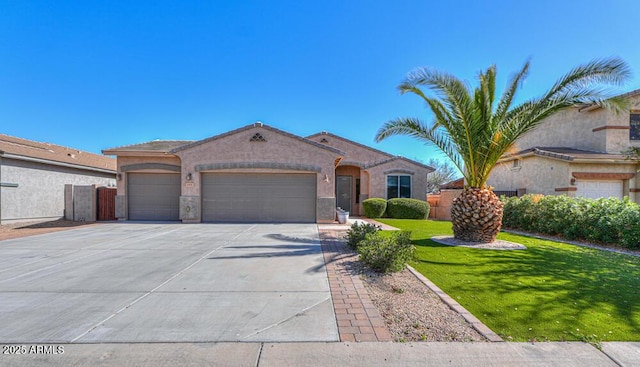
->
[113,156,182,220]
[0,158,115,223]
[515,108,606,152]
[601,96,640,153]
[487,157,571,197]
[366,160,429,201]
[175,126,340,222]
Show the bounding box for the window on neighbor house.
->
[387,175,411,199]
[630,112,640,140]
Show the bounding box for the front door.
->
[336,175,352,213]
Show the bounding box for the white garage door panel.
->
[576,180,623,199]
[128,173,181,221]
[202,173,316,222]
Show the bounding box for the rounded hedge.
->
[363,198,387,218]
[386,198,430,219]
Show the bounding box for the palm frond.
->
[378,57,631,188]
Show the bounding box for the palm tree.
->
[376,58,631,242]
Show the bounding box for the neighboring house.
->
[488,90,640,202]
[102,123,433,223]
[0,134,117,224]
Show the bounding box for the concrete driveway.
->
[0,223,338,343]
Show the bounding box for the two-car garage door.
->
[201,173,316,222]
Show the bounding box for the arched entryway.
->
[335,164,367,216]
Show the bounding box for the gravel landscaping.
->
[361,265,486,342]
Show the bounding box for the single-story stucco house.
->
[102,123,433,223]
[0,134,117,224]
[488,89,640,202]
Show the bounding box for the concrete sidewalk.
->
[2,341,639,366]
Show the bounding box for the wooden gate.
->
[97,187,117,221]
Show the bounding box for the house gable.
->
[173,123,343,155]
[307,131,434,172]
[307,132,392,165]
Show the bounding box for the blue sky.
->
[1,0,638,168]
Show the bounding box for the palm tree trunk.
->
[450,188,504,242]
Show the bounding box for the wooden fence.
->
[97,187,117,221]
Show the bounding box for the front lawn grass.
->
[377,219,640,342]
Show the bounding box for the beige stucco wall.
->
[515,95,640,154]
[602,96,640,153]
[488,156,640,202]
[515,108,606,152]
[307,134,391,165]
[115,156,182,194]
[308,133,431,203]
[488,156,571,196]
[176,126,338,197]
[366,159,428,201]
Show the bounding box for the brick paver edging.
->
[406,265,504,342]
[318,229,392,342]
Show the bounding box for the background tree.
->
[376,58,630,242]
[426,158,459,193]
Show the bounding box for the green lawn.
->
[377,219,640,342]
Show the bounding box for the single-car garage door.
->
[128,173,181,220]
[576,180,623,199]
[202,173,316,222]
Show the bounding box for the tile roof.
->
[170,123,345,155]
[307,131,434,171]
[0,134,116,172]
[504,147,632,161]
[440,177,464,189]
[102,140,193,153]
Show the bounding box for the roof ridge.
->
[103,139,194,151]
[0,133,108,157]
[0,133,116,171]
[171,123,344,155]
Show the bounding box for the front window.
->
[630,112,640,140]
[387,175,411,199]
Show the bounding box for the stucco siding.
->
[515,108,606,152]
[1,158,115,223]
[488,157,570,196]
[366,160,428,201]
[176,126,338,198]
[115,156,182,195]
[308,134,391,166]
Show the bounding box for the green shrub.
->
[386,198,430,219]
[363,198,387,218]
[345,221,381,250]
[357,231,415,273]
[502,194,640,248]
